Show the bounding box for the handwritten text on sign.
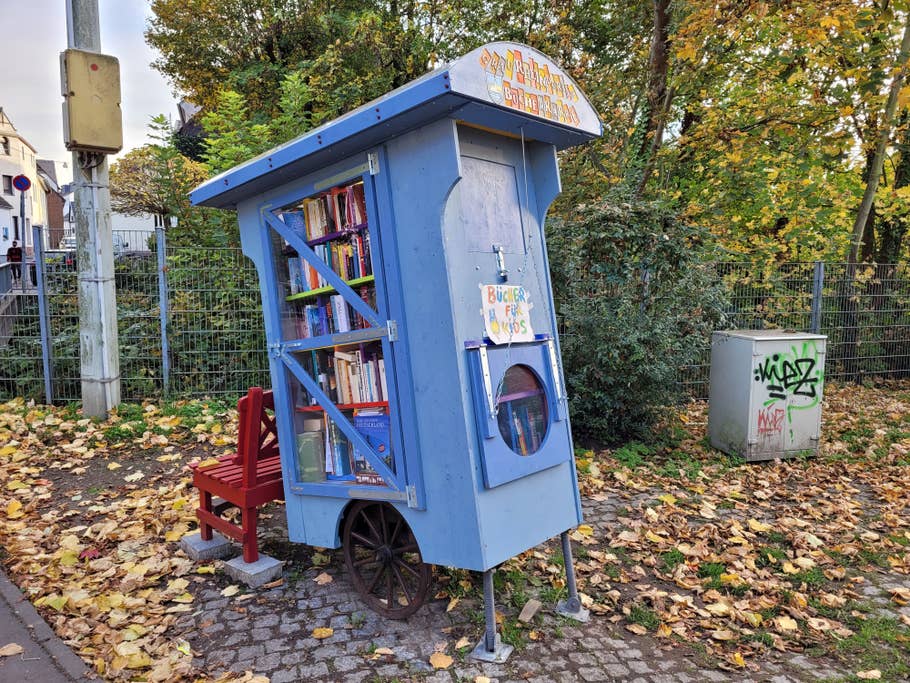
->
[481,284,534,344]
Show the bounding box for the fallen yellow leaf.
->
[312,627,334,640]
[748,518,773,533]
[0,643,24,657]
[221,585,241,597]
[856,671,882,680]
[5,500,23,519]
[775,615,798,632]
[429,652,453,669]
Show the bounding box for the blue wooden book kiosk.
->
[192,42,601,660]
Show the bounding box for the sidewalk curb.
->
[0,569,92,681]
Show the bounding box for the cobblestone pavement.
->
[179,497,855,683]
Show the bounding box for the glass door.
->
[261,166,407,499]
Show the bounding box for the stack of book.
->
[283,182,368,241]
[316,409,391,486]
[299,346,387,406]
[285,231,372,294]
[291,286,375,339]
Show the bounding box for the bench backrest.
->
[236,387,281,488]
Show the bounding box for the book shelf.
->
[273,177,393,489]
[297,400,388,413]
[286,274,375,302]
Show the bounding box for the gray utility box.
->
[708,330,826,461]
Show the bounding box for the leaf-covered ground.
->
[0,382,908,681]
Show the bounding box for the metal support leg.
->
[470,568,514,663]
[556,531,590,622]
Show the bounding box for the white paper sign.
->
[481,283,534,344]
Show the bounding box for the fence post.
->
[32,224,54,404]
[156,226,170,397]
[810,261,824,334]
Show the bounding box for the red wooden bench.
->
[191,387,284,563]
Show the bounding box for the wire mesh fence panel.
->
[0,262,46,401]
[682,262,910,399]
[115,250,164,401]
[164,246,270,399]
[677,263,816,398]
[821,262,910,383]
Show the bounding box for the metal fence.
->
[1,238,908,404]
[679,261,910,398]
[0,227,270,403]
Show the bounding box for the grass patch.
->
[742,630,774,647]
[103,422,144,442]
[756,546,788,569]
[627,603,660,631]
[835,616,910,681]
[841,421,875,454]
[856,548,890,568]
[766,530,789,545]
[787,566,827,588]
[612,442,653,470]
[113,403,146,421]
[661,548,686,573]
[697,562,725,579]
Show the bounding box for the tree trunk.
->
[839,12,910,381]
[877,112,910,264]
[848,14,910,264]
[634,0,672,198]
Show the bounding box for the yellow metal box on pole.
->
[60,48,123,154]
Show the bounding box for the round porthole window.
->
[495,364,549,455]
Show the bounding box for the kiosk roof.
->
[191,42,601,210]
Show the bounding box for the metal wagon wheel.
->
[342,500,431,619]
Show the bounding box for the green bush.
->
[547,199,726,444]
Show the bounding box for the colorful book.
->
[352,411,391,485]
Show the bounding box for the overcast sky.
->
[0,1,177,183]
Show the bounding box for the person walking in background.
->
[6,240,22,283]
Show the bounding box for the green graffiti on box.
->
[753,340,824,423]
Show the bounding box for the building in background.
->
[0,108,48,261]
[37,159,65,249]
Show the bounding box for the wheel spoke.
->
[365,563,385,595]
[351,530,378,548]
[390,562,412,605]
[394,556,421,579]
[354,555,380,568]
[386,562,394,606]
[359,508,382,544]
[388,516,404,547]
[391,542,418,555]
[379,505,388,544]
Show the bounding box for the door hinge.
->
[368,152,379,175]
[386,319,398,342]
[479,345,496,418]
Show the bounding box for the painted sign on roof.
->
[450,42,601,137]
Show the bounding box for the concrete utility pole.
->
[65,0,121,416]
